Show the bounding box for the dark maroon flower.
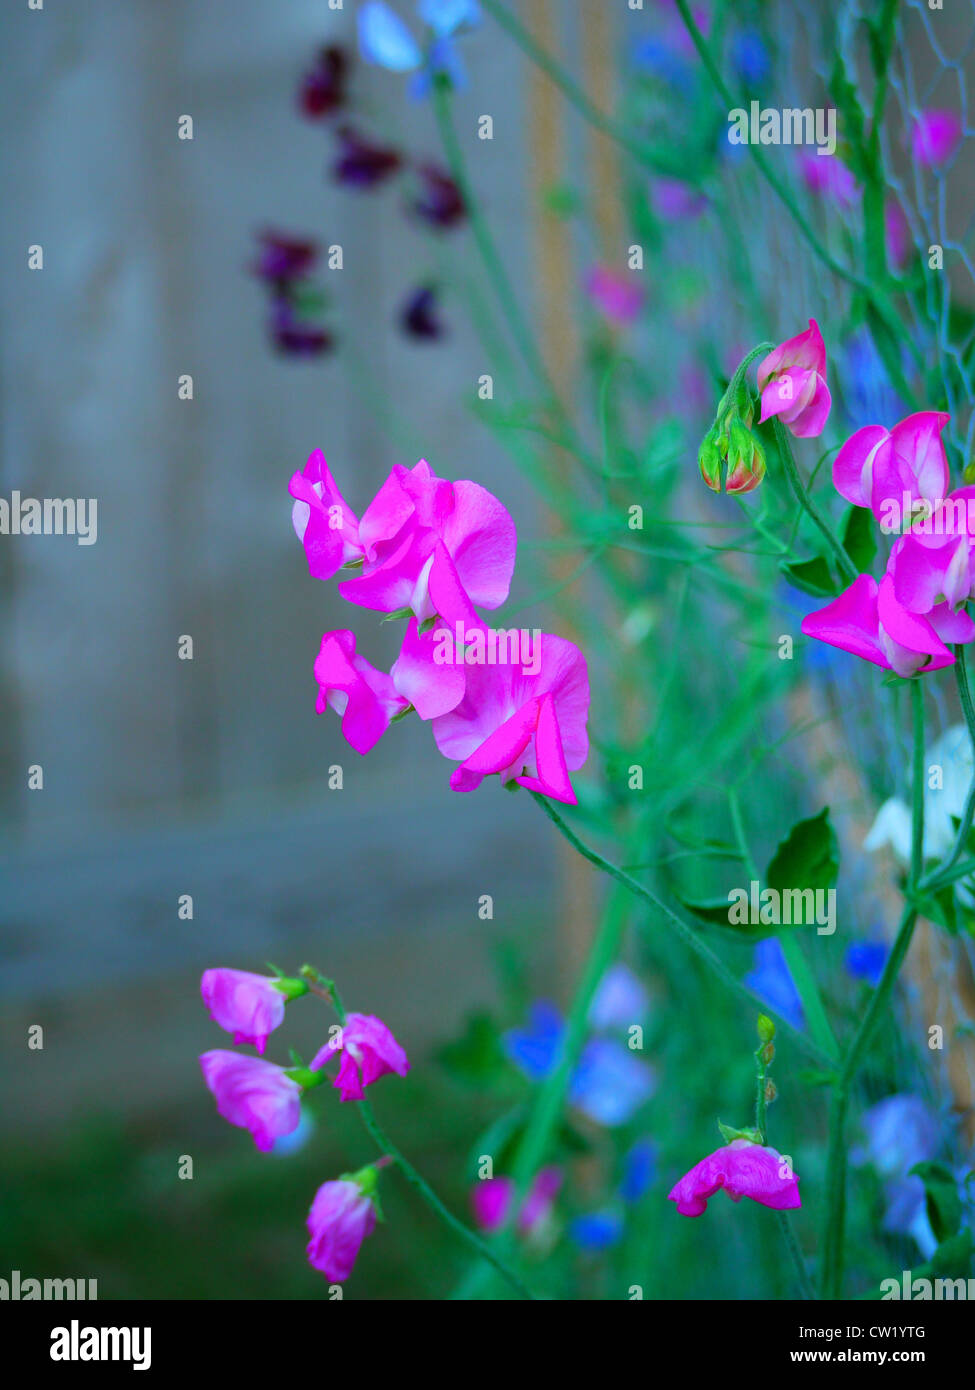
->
[299,46,348,119]
[270,298,333,357]
[401,286,445,340]
[253,231,319,285]
[410,165,465,229]
[332,126,402,189]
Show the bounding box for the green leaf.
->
[909,1161,963,1243]
[765,807,839,925]
[841,505,876,573]
[673,893,736,927]
[930,1228,973,1280]
[437,1013,507,1088]
[780,554,838,598]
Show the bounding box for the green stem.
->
[530,793,834,1068]
[818,682,925,1298]
[777,1211,818,1300]
[923,646,975,888]
[299,966,535,1300]
[772,419,858,584]
[727,789,839,1063]
[356,1098,536,1301]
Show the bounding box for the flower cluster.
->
[292,14,471,344]
[803,400,975,677]
[251,231,333,357]
[290,452,590,803]
[199,966,409,1282]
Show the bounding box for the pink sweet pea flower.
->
[289,449,362,582]
[585,266,644,325]
[431,628,590,804]
[668,1139,800,1217]
[798,152,859,207]
[306,1178,377,1281]
[887,487,975,614]
[391,616,468,719]
[471,1167,562,1233]
[885,198,912,270]
[338,460,517,623]
[833,411,950,522]
[199,1051,303,1152]
[911,110,962,167]
[200,969,296,1054]
[313,629,408,754]
[757,319,831,438]
[801,572,972,677]
[310,1012,410,1101]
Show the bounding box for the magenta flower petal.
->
[313,630,408,754]
[199,1051,302,1152]
[889,533,970,614]
[668,1139,800,1217]
[757,320,830,438]
[801,574,889,668]
[877,573,954,676]
[833,425,890,509]
[289,450,362,582]
[887,411,951,506]
[515,693,576,804]
[201,969,287,1054]
[390,617,466,719]
[450,698,540,794]
[310,1012,410,1101]
[911,110,962,167]
[307,1179,377,1282]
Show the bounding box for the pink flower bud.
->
[199,1051,303,1152]
[306,1178,378,1282]
[668,1139,800,1217]
[757,319,831,438]
[201,968,294,1054]
[310,1012,410,1101]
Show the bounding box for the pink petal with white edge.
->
[313,629,407,754]
[877,573,954,676]
[833,426,890,510]
[887,411,951,507]
[757,319,827,387]
[289,450,362,582]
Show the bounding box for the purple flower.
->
[306,1177,378,1281]
[299,46,348,119]
[744,939,805,1031]
[332,126,402,188]
[269,299,333,357]
[401,285,445,339]
[200,968,298,1054]
[310,1012,410,1101]
[410,165,465,229]
[252,231,319,285]
[199,1051,303,1152]
[911,110,962,167]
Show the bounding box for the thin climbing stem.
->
[298,966,536,1301]
[818,682,925,1298]
[529,793,834,1068]
[773,419,859,584]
